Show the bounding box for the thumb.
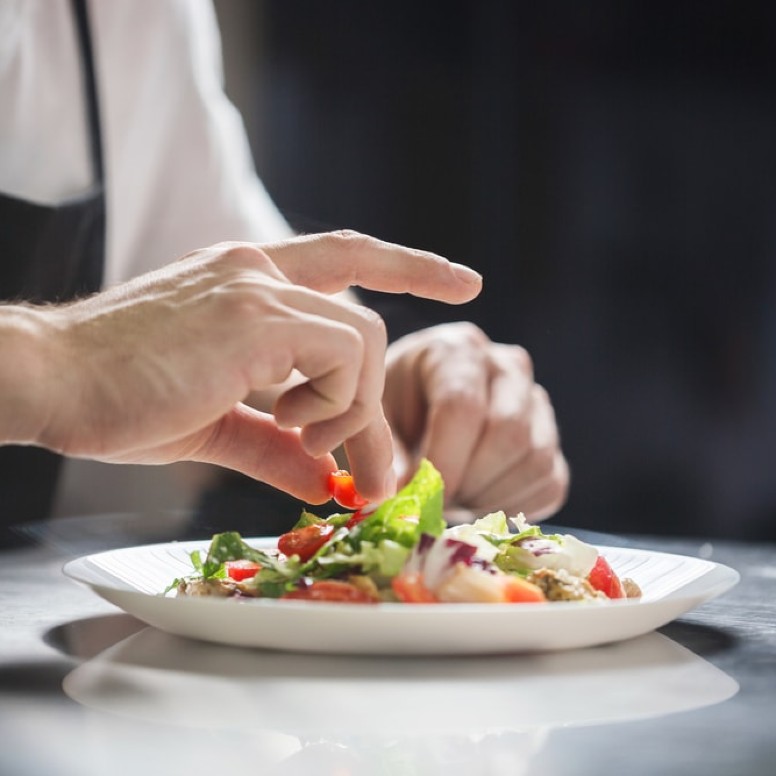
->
[192,404,337,504]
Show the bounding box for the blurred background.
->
[208,0,776,540]
[57,0,776,541]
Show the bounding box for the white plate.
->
[63,538,739,655]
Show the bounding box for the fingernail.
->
[452,263,482,285]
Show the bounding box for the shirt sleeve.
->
[96,0,293,285]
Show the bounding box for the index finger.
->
[261,231,482,304]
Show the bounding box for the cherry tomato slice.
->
[327,469,368,510]
[225,559,261,581]
[282,580,377,603]
[587,555,625,599]
[277,523,335,563]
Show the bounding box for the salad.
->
[173,460,640,604]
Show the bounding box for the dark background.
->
[213,0,776,540]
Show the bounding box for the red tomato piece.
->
[282,580,377,603]
[327,469,368,510]
[391,572,438,603]
[587,555,625,599]
[501,576,547,603]
[277,523,335,562]
[225,560,261,581]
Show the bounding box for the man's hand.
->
[5,232,481,505]
[383,323,569,521]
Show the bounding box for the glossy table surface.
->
[1,513,774,776]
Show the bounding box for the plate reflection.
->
[61,622,738,774]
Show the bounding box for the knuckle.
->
[205,242,273,277]
[446,321,489,346]
[434,385,487,418]
[328,229,370,252]
[342,320,366,351]
[531,383,550,406]
[355,305,387,346]
[213,240,250,262]
[508,344,534,377]
[490,413,532,451]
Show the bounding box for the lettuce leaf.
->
[353,458,445,548]
[444,511,511,560]
[316,538,409,579]
[291,509,352,530]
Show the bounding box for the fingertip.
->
[451,262,482,286]
[298,452,339,505]
[363,466,397,503]
[450,263,483,302]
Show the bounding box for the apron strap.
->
[71,0,104,186]
[69,0,105,293]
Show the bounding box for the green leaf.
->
[190,550,204,573]
[354,459,445,548]
[291,510,325,529]
[316,538,410,579]
[291,508,352,531]
[205,531,274,566]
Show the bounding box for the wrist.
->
[0,305,58,445]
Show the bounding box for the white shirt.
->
[0,0,293,516]
[0,0,292,287]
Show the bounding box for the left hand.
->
[383,322,569,521]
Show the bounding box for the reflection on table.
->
[51,615,736,774]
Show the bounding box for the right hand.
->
[9,231,481,504]
[383,323,569,521]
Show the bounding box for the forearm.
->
[0,305,54,445]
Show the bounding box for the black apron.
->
[0,0,105,545]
